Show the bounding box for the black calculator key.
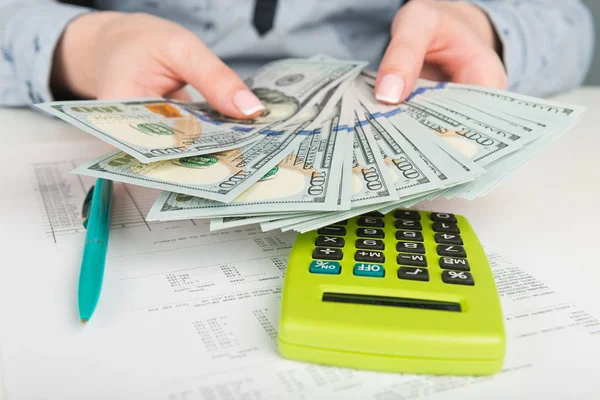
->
[397,253,427,267]
[317,226,346,236]
[398,267,429,281]
[355,250,385,263]
[442,270,474,285]
[434,233,463,245]
[356,239,385,250]
[394,210,421,220]
[432,222,460,234]
[356,228,385,239]
[330,219,348,226]
[363,211,384,217]
[396,241,426,254]
[395,219,422,230]
[313,247,343,260]
[430,212,457,223]
[436,245,467,258]
[439,257,470,271]
[315,236,345,248]
[396,230,424,242]
[357,217,385,228]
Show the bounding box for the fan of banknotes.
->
[35,56,585,233]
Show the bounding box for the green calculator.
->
[277,209,505,376]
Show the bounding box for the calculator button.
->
[356,239,384,250]
[439,257,470,271]
[434,233,463,245]
[396,241,425,254]
[394,210,421,220]
[397,254,427,267]
[395,230,424,242]
[315,236,345,248]
[436,245,467,258]
[355,250,385,263]
[317,226,346,236]
[430,212,457,223]
[353,263,385,278]
[328,219,347,226]
[432,222,460,234]
[363,211,384,217]
[313,247,343,260]
[309,260,341,275]
[398,267,429,281]
[356,228,385,239]
[394,219,422,230]
[442,270,474,285]
[357,217,384,228]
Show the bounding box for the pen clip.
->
[81,185,95,230]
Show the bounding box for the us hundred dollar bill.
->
[36,58,367,163]
[356,75,522,167]
[73,125,308,203]
[145,104,350,220]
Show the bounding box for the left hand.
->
[375,0,507,104]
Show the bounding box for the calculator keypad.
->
[308,210,478,287]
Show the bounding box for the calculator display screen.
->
[322,292,461,312]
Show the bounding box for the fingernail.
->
[233,90,264,116]
[375,74,404,104]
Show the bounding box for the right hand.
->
[51,12,264,119]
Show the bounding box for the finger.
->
[162,32,264,119]
[97,83,156,100]
[445,50,507,89]
[165,87,192,101]
[375,1,441,104]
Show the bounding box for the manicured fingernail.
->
[233,90,264,116]
[375,74,404,104]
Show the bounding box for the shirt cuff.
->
[2,3,92,104]
[461,0,524,92]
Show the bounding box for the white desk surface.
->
[1,87,599,399]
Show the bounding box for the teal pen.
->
[78,178,113,324]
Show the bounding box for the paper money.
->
[74,125,307,203]
[43,57,584,233]
[36,58,367,163]
[145,110,351,219]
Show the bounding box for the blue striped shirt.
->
[0,0,595,106]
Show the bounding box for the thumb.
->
[163,32,264,119]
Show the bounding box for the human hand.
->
[51,12,264,119]
[375,0,507,104]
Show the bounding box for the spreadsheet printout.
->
[0,141,599,399]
